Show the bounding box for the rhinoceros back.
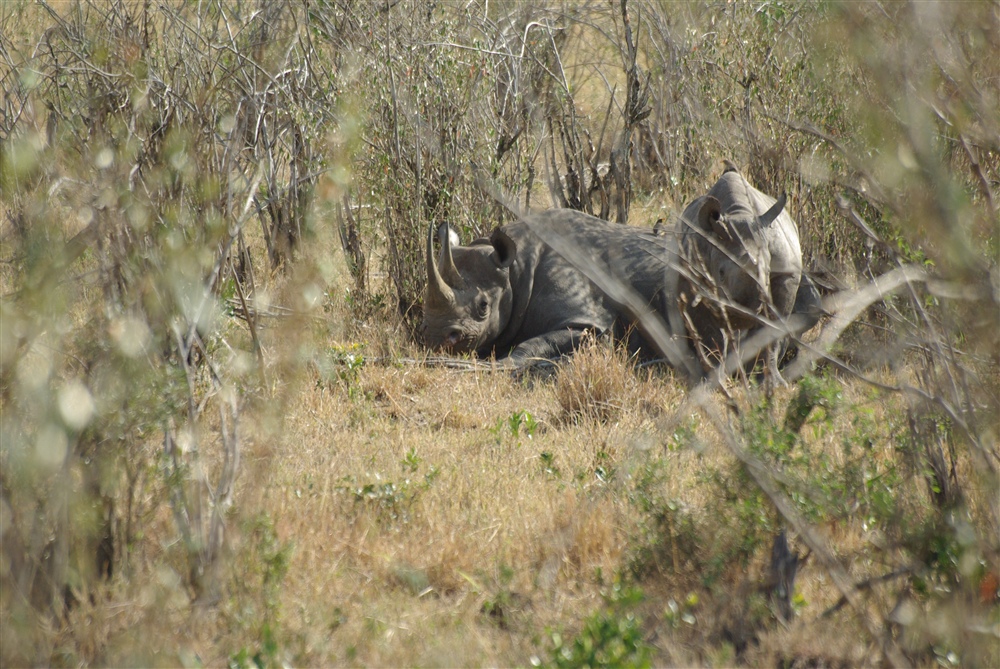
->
[492,212,678,357]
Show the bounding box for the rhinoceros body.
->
[421,166,820,377]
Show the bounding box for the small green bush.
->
[545,583,652,669]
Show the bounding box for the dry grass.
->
[555,334,647,423]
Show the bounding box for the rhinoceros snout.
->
[418,325,467,352]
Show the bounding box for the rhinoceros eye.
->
[475,296,490,319]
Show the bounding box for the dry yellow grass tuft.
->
[553,333,658,424]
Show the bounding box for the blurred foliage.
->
[1,0,337,660]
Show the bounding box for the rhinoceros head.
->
[690,191,786,322]
[421,222,516,354]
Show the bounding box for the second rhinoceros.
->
[674,165,822,371]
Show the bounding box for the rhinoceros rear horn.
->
[426,222,455,307]
[759,191,787,227]
[489,228,516,268]
[436,223,466,289]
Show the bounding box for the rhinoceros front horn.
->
[426,222,456,308]
[759,191,787,227]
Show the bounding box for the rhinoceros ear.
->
[489,228,517,268]
[697,196,729,239]
[759,191,787,228]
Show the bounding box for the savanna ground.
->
[1,1,998,667]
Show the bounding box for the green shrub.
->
[545,582,652,669]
